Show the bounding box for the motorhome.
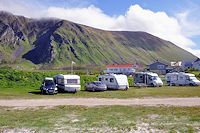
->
[98,74,129,90]
[165,72,200,86]
[54,74,81,93]
[134,72,163,87]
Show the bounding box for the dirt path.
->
[0,98,200,107]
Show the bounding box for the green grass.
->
[0,106,200,132]
[1,86,200,99]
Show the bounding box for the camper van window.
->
[152,76,158,80]
[67,79,78,84]
[190,76,197,80]
[110,78,114,83]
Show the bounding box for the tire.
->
[150,83,154,87]
[189,83,194,86]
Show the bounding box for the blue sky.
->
[0,0,200,57]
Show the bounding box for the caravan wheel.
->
[124,86,128,91]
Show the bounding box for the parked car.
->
[40,77,58,94]
[85,81,107,91]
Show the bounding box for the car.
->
[40,78,58,95]
[85,81,107,92]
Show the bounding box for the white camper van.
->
[98,74,129,90]
[54,74,81,93]
[166,72,200,86]
[134,72,163,87]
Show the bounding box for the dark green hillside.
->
[0,11,196,67]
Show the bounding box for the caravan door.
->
[107,77,118,89]
[178,75,186,85]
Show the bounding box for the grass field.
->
[0,86,200,99]
[0,69,200,99]
[0,106,200,132]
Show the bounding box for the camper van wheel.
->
[150,83,154,87]
[189,83,194,86]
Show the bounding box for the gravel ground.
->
[0,97,200,107]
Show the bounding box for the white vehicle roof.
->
[99,74,127,78]
[185,73,195,77]
[135,72,158,76]
[179,72,195,77]
[54,74,80,79]
[99,74,128,85]
[44,77,54,80]
[166,72,179,75]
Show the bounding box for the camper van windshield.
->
[189,76,197,80]
[151,76,158,80]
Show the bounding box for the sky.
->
[1,0,200,57]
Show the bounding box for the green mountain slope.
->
[0,11,196,67]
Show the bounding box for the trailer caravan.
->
[165,72,200,86]
[134,72,163,87]
[165,72,179,85]
[98,74,129,90]
[54,74,81,93]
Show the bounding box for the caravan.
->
[134,72,163,87]
[54,74,81,93]
[98,74,129,90]
[165,72,179,85]
[165,72,200,86]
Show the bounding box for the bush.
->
[0,69,98,89]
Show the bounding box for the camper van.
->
[134,72,163,87]
[165,72,200,86]
[54,74,81,93]
[98,74,129,90]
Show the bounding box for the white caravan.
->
[165,72,200,86]
[54,74,81,93]
[165,72,179,85]
[98,74,129,90]
[134,72,163,87]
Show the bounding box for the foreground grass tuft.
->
[0,106,200,132]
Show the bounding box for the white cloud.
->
[0,0,200,57]
[46,4,200,57]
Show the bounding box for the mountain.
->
[0,11,196,67]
